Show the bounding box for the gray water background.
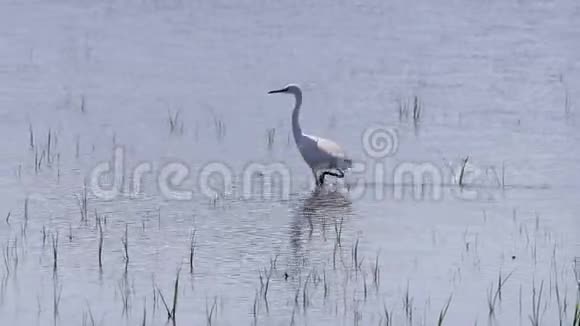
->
[0,0,579,325]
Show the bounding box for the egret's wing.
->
[302,134,352,169]
[315,137,346,158]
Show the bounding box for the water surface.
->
[0,0,579,325]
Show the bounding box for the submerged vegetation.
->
[1,107,576,325]
[0,83,574,326]
[0,30,576,325]
[0,190,577,325]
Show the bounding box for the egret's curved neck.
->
[291,89,303,141]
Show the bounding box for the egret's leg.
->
[312,169,321,187]
[319,169,345,185]
[322,169,344,179]
[318,173,326,186]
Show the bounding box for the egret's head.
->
[268,84,301,96]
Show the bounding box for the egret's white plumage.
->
[268,84,352,186]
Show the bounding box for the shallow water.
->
[0,0,579,325]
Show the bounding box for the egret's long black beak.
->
[268,88,287,94]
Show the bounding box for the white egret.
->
[268,84,352,186]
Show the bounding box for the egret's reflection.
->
[288,188,353,270]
